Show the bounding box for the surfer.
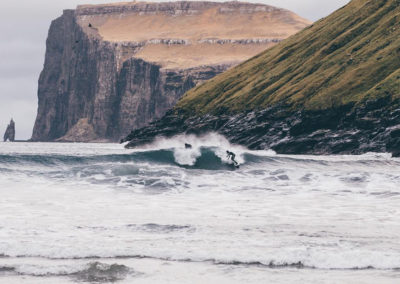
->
[185,143,192,149]
[226,150,239,167]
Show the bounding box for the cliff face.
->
[32,10,116,141]
[3,119,15,142]
[123,0,400,157]
[31,1,310,142]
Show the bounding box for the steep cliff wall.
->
[32,1,310,142]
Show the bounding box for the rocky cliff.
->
[3,119,15,142]
[123,0,400,156]
[31,1,310,142]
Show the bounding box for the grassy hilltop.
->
[175,0,400,116]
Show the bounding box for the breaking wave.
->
[0,132,268,171]
[3,254,400,272]
[1,134,400,283]
[71,262,131,283]
[0,261,134,282]
[0,148,240,171]
[0,148,396,172]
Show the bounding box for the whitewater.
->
[0,133,400,283]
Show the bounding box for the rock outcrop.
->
[122,98,400,156]
[31,1,310,142]
[56,118,99,142]
[123,0,400,157]
[3,119,15,142]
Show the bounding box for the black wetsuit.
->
[227,151,236,160]
[185,143,192,149]
[227,151,239,166]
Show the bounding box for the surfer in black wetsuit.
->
[226,151,239,167]
[185,143,192,149]
[226,151,235,160]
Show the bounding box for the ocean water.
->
[0,133,400,283]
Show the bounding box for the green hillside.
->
[175,0,400,116]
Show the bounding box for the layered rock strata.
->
[32,1,310,142]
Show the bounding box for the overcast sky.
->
[0,0,350,140]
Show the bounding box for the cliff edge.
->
[31,1,310,142]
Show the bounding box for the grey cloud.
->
[262,0,350,21]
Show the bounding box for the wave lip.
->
[0,148,244,171]
[5,253,400,271]
[72,262,132,283]
[129,223,195,233]
[0,266,15,272]
[0,261,135,282]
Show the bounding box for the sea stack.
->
[31,1,310,142]
[3,119,15,142]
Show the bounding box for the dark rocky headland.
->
[123,98,400,157]
[31,1,309,142]
[123,0,400,157]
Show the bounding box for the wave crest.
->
[72,262,131,282]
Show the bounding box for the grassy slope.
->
[175,0,400,116]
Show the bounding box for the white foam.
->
[131,132,275,166]
[173,146,202,166]
[1,141,400,283]
[4,257,400,284]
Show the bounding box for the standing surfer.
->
[226,151,239,167]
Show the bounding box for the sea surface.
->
[1,133,400,283]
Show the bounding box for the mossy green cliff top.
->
[175,0,400,116]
